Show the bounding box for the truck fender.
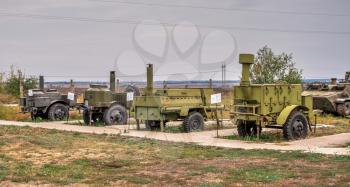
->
[276,105,309,125]
[43,100,69,113]
[335,98,350,104]
[109,101,124,108]
[180,107,189,117]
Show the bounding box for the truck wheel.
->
[237,120,260,137]
[183,112,204,132]
[103,104,127,125]
[48,103,69,121]
[283,111,308,140]
[145,120,160,130]
[336,102,350,116]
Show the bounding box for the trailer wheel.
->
[183,112,204,132]
[103,104,127,125]
[283,111,308,140]
[237,120,260,137]
[336,102,350,116]
[145,120,161,130]
[48,103,69,121]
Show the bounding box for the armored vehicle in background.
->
[303,79,350,116]
[231,54,314,140]
[340,71,350,83]
[83,71,139,125]
[133,64,221,132]
[20,76,76,121]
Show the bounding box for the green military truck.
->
[83,71,135,125]
[231,54,314,140]
[133,64,221,132]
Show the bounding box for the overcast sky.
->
[0,0,349,82]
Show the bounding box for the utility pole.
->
[70,79,74,92]
[221,63,226,89]
[19,72,24,97]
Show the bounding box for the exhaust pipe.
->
[146,64,153,95]
[110,71,116,92]
[39,75,44,90]
[239,54,254,86]
[331,78,337,85]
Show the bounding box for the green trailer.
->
[133,64,222,132]
[231,54,314,140]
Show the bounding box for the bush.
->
[0,105,30,121]
[4,66,38,98]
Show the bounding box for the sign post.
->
[211,93,221,138]
[126,92,134,133]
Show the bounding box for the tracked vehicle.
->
[133,64,221,132]
[20,76,76,121]
[303,78,350,116]
[231,54,314,140]
[83,71,139,125]
[340,71,350,83]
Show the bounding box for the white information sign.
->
[28,90,33,97]
[67,92,75,101]
[211,93,221,104]
[127,92,134,101]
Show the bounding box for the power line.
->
[0,12,349,35]
[90,0,350,17]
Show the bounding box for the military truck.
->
[303,79,350,116]
[133,64,221,132]
[231,54,314,140]
[20,76,76,121]
[83,71,138,125]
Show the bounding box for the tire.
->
[336,102,350,116]
[103,104,127,125]
[145,120,161,130]
[183,112,204,133]
[283,111,309,140]
[237,120,260,137]
[48,103,69,121]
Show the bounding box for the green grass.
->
[37,163,86,185]
[223,132,284,143]
[11,162,36,183]
[227,166,296,182]
[197,183,224,187]
[0,125,349,186]
[118,176,151,184]
[0,165,7,181]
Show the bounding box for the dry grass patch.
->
[0,126,349,186]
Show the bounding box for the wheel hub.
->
[292,120,303,137]
[191,120,200,130]
[55,108,66,120]
[110,110,122,123]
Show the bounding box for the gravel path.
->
[0,120,349,155]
